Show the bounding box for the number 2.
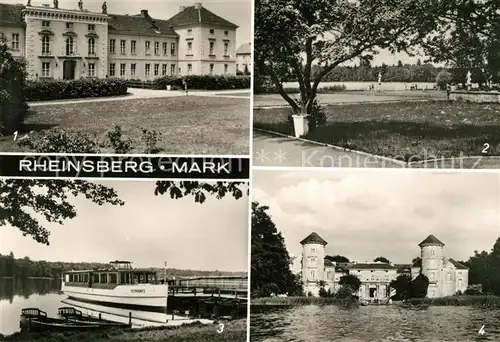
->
[217,323,224,333]
[482,143,490,154]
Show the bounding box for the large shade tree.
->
[255,0,438,127]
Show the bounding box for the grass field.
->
[254,100,500,161]
[405,295,500,308]
[0,319,247,342]
[0,96,249,155]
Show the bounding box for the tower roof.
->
[300,232,327,246]
[418,235,445,247]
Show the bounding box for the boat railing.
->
[21,308,47,319]
[58,306,83,318]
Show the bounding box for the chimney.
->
[141,9,149,18]
[179,6,185,12]
[194,3,202,9]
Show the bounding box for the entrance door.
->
[369,288,376,298]
[63,60,76,80]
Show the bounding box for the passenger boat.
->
[19,308,130,332]
[61,260,168,313]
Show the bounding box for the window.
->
[170,43,176,56]
[109,39,116,53]
[309,270,316,281]
[88,63,95,77]
[209,41,215,55]
[154,42,159,55]
[447,272,451,281]
[42,20,50,27]
[187,42,192,54]
[120,63,126,76]
[224,64,228,74]
[42,35,50,55]
[145,63,151,76]
[209,29,214,34]
[209,64,214,75]
[187,64,192,75]
[430,272,434,281]
[65,37,74,56]
[131,63,136,77]
[42,62,50,77]
[145,41,151,54]
[163,42,167,55]
[100,274,108,283]
[458,279,462,287]
[310,248,316,252]
[120,40,126,54]
[109,63,116,76]
[11,33,19,50]
[88,38,95,56]
[224,30,228,36]
[131,40,136,54]
[162,64,167,76]
[431,250,435,256]
[187,29,192,35]
[154,64,159,76]
[66,22,73,30]
[110,273,117,284]
[224,42,228,55]
[88,24,95,31]
[170,64,175,76]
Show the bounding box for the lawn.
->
[254,100,500,161]
[1,319,247,342]
[0,96,249,155]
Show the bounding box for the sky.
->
[4,0,252,47]
[1,180,249,272]
[253,170,500,272]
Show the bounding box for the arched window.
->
[88,38,95,56]
[42,35,50,55]
[66,37,74,56]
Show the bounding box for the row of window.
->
[42,20,96,32]
[188,28,230,36]
[41,61,97,77]
[41,36,93,56]
[110,39,176,56]
[109,62,177,77]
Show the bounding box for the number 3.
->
[217,323,224,333]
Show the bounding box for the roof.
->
[167,5,237,28]
[448,258,469,270]
[418,235,445,247]
[236,42,251,55]
[0,3,24,27]
[349,262,397,270]
[108,13,178,38]
[300,232,328,246]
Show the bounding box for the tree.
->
[251,202,298,297]
[1,180,247,245]
[325,255,350,263]
[390,274,412,300]
[255,0,437,129]
[339,274,361,292]
[436,69,453,89]
[374,257,390,263]
[397,60,404,68]
[410,273,429,298]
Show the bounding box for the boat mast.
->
[164,261,167,283]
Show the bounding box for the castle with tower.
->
[300,232,468,299]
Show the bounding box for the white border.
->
[0,152,247,158]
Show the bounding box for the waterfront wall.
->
[449,91,500,103]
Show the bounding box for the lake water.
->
[282,81,437,91]
[0,278,195,337]
[250,305,500,342]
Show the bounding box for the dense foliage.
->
[0,36,28,136]
[152,75,250,90]
[23,78,128,101]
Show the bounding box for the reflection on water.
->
[250,305,500,342]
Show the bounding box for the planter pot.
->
[166,85,171,90]
[292,115,310,138]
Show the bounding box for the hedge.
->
[152,75,250,90]
[0,40,28,136]
[23,78,129,102]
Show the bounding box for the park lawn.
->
[254,100,500,161]
[0,96,249,155]
[1,319,247,342]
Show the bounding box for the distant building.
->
[300,232,468,300]
[0,2,238,80]
[235,42,250,73]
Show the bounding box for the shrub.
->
[436,70,453,90]
[23,78,128,101]
[287,98,327,130]
[152,75,250,90]
[0,37,29,136]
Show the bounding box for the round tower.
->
[300,232,327,294]
[419,235,444,284]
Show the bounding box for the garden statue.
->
[102,1,107,14]
[78,0,83,10]
[54,0,58,9]
[466,71,472,86]
[26,0,31,6]
[378,72,382,84]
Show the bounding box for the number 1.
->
[13,131,18,141]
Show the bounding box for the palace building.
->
[0,1,239,80]
[300,232,468,300]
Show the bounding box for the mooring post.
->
[129,312,132,325]
[99,313,102,320]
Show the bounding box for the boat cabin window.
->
[100,274,108,283]
[120,272,132,284]
[109,273,117,284]
[93,274,99,283]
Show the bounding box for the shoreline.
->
[0,318,247,342]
